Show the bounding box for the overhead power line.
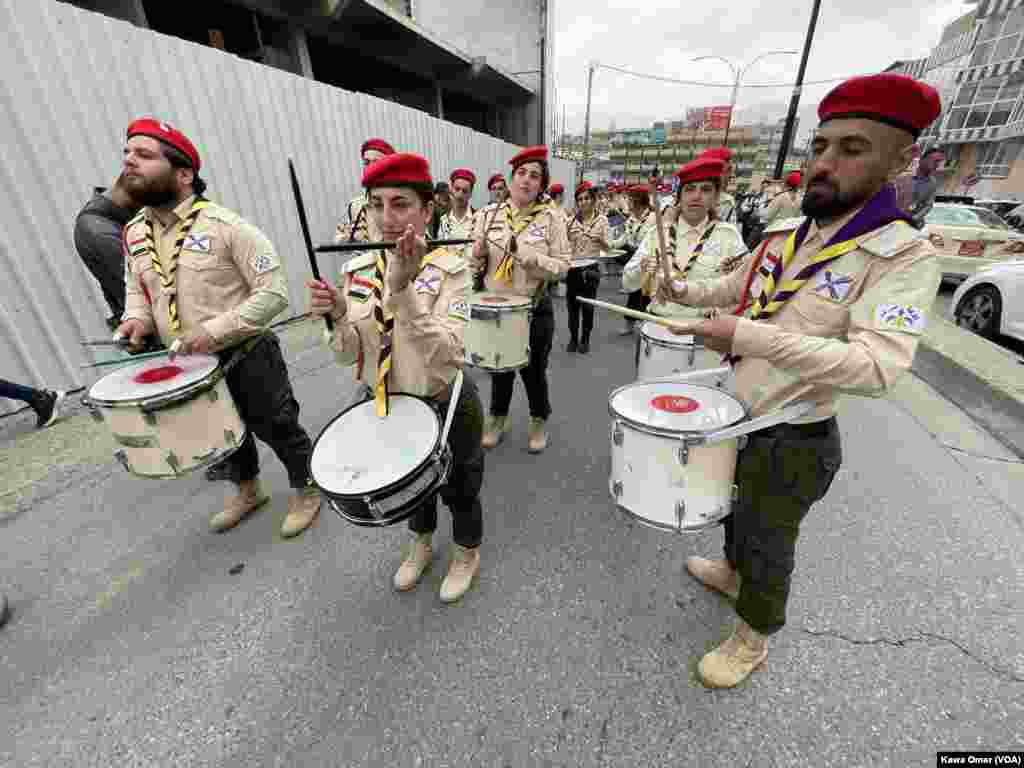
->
[595,62,873,89]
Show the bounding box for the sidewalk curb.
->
[913,342,1024,459]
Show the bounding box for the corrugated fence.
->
[0,0,574,414]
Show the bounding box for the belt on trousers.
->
[751,416,835,441]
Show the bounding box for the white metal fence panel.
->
[0,0,574,414]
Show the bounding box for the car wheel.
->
[955,285,1002,339]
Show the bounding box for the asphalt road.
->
[2,284,1022,767]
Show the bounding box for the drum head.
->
[610,381,746,433]
[88,353,219,403]
[471,292,531,309]
[311,395,440,495]
[641,321,697,346]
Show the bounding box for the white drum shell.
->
[636,322,732,388]
[465,293,531,372]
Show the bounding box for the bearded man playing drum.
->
[470,146,572,454]
[308,153,485,603]
[655,74,942,688]
[116,118,321,538]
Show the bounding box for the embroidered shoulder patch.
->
[250,251,278,275]
[415,270,442,295]
[815,269,854,301]
[875,303,926,334]
[184,233,212,252]
[525,222,548,240]
[448,298,469,321]
[861,222,920,259]
[348,274,373,302]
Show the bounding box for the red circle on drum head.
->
[480,296,510,304]
[133,365,184,384]
[650,395,700,414]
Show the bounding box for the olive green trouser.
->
[722,417,842,635]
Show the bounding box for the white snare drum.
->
[636,321,730,387]
[465,292,532,372]
[608,381,813,533]
[85,353,245,478]
[310,392,452,527]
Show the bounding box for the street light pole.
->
[582,62,596,184]
[773,0,823,179]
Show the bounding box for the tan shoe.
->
[686,557,740,600]
[393,533,433,592]
[209,478,269,533]
[281,488,321,538]
[481,415,507,450]
[698,619,768,688]
[527,417,548,454]
[439,544,480,603]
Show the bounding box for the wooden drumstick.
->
[645,168,672,297]
[576,297,703,334]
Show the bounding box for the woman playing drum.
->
[308,153,485,603]
[565,181,608,354]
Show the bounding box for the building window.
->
[976,138,1023,177]
[948,76,1024,131]
[971,8,1024,68]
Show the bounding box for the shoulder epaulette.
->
[341,252,376,273]
[423,247,467,274]
[763,216,804,234]
[859,220,923,259]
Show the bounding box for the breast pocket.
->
[790,290,849,334]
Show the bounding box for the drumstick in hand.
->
[650,168,672,290]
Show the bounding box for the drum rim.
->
[470,292,532,310]
[608,379,748,438]
[87,360,223,407]
[568,258,599,268]
[639,321,706,349]
[309,392,442,498]
[615,503,727,534]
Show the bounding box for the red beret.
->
[548,183,565,195]
[127,118,201,172]
[701,147,733,162]
[449,168,476,186]
[509,145,549,168]
[487,173,506,189]
[575,181,593,197]
[362,152,432,188]
[627,184,650,195]
[675,158,724,186]
[785,171,802,188]
[361,138,395,156]
[818,74,941,137]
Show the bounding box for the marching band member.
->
[471,146,572,453]
[309,153,485,603]
[701,147,738,222]
[438,169,477,259]
[547,183,566,214]
[624,158,746,319]
[487,173,509,205]
[117,119,321,538]
[336,138,395,243]
[759,171,804,225]
[610,184,657,334]
[565,181,608,353]
[659,74,942,688]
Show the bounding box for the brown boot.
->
[439,544,480,603]
[393,533,433,591]
[281,488,321,538]
[686,557,740,600]
[209,478,269,533]
[698,619,768,688]
[527,417,548,454]
[481,415,507,450]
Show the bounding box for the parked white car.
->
[924,203,1024,283]
[949,258,1024,341]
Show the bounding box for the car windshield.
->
[927,205,1011,230]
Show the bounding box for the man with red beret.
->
[701,146,738,222]
[336,138,395,243]
[659,74,943,688]
[758,170,804,226]
[308,153,485,603]
[438,168,477,246]
[610,184,658,334]
[487,173,509,205]
[471,146,572,453]
[626,158,746,319]
[566,181,609,353]
[116,118,321,539]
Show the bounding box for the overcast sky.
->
[553,0,975,141]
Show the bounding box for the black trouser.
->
[78,249,125,324]
[566,266,600,343]
[489,299,554,420]
[722,417,842,635]
[625,289,650,316]
[221,334,314,489]
[408,372,485,548]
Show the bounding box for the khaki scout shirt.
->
[760,191,803,224]
[568,212,610,260]
[623,216,746,318]
[717,191,737,223]
[682,209,942,421]
[470,201,572,299]
[438,207,476,240]
[123,196,289,350]
[335,192,383,244]
[610,209,656,252]
[327,247,469,400]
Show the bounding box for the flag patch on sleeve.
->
[875,303,926,334]
[250,251,278,275]
[348,275,373,302]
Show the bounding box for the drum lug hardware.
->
[364,496,384,520]
[470,352,483,366]
[113,450,132,474]
[611,419,624,447]
[677,440,689,466]
[643,340,651,358]
[688,346,696,366]
[143,411,158,427]
[166,451,181,475]
[83,398,104,423]
[207,387,219,403]
[732,484,739,503]
[738,435,749,450]
[612,481,623,498]
[495,352,501,369]
[675,500,686,532]
[224,429,237,446]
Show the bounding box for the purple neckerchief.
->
[791,185,915,254]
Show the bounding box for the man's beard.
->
[801,175,871,221]
[123,170,179,207]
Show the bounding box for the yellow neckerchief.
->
[145,197,209,335]
[495,201,547,283]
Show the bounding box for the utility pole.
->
[773,0,823,179]
[582,62,596,183]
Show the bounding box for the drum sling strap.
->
[145,197,209,335]
[372,249,394,417]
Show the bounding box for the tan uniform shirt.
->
[760,191,803,224]
[470,201,572,299]
[717,191,737,223]
[568,212,610,260]
[123,196,289,350]
[335,192,383,244]
[327,247,469,399]
[682,210,942,421]
[438,207,476,240]
[624,217,746,318]
[610,209,655,252]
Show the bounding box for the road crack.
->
[799,627,1024,683]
